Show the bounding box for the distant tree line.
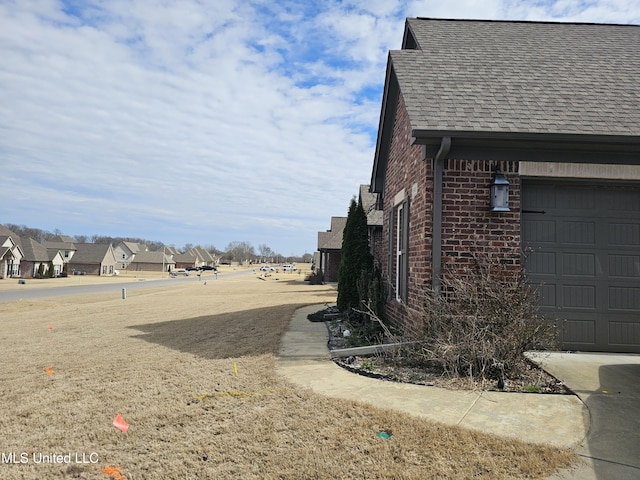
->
[2,223,313,264]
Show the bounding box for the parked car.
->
[186,266,199,271]
[282,264,297,271]
[260,265,275,271]
[171,269,189,277]
[199,265,217,271]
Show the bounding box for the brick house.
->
[113,241,147,269]
[128,250,175,273]
[317,217,347,282]
[370,18,640,353]
[68,243,119,276]
[19,237,65,278]
[0,229,23,278]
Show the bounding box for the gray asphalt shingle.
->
[395,18,640,136]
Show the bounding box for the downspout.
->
[432,136,451,295]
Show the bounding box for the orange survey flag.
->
[45,367,54,377]
[113,414,129,433]
[103,465,126,480]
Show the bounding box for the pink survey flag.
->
[48,323,53,331]
[113,414,129,433]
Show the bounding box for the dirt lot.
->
[0,267,575,479]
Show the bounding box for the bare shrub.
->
[306,269,324,285]
[404,252,559,381]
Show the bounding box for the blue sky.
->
[1,0,639,255]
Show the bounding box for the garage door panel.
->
[562,221,595,244]
[527,251,556,275]
[608,254,640,278]
[530,282,557,307]
[522,184,557,210]
[523,181,640,353]
[608,286,640,311]
[563,319,596,344]
[563,285,596,309]
[523,219,556,242]
[609,223,640,246]
[562,253,596,276]
[610,189,640,211]
[609,321,640,346]
[559,187,596,210]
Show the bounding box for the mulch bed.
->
[324,318,569,395]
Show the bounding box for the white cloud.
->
[1,0,638,253]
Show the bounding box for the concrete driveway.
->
[528,352,640,480]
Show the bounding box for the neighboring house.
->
[370,18,640,353]
[113,241,148,269]
[54,235,75,243]
[0,234,23,278]
[188,246,217,266]
[68,243,119,276]
[317,217,347,282]
[128,250,175,273]
[173,251,198,270]
[19,237,64,278]
[43,238,76,265]
[359,184,384,258]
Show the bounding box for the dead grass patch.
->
[0,271,575,479]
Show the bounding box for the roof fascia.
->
[415,131,640,165]
[401,19,418,49]
[371,56,400,193]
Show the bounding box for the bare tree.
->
[257,244,274,262]
[225,241,256,263]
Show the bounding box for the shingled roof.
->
[69,243,113,264]
[318,217,347,251]
[19,237,50,262]
[398,18,640,137]
[372,18,640,190]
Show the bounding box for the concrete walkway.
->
[276,304,587,450]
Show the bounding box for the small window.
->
[388,198,409,303]
[395,201,408,302]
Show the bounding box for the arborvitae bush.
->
[337,198,372,313]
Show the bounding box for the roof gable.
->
[0,225,21,245]
[318,217,347,250]
[372,18,640,191]
[359,184,383,227]
[20,237,50,262]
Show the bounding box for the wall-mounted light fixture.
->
[490,166,510,212]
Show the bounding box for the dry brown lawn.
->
[0,267,575,479]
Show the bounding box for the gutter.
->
[432,137,451,294]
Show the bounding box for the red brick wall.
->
[380,95,432,326]
[441,159,521,277]
[323,251,341,283]
[377,96,522,328]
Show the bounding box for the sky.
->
[1,1,639,256]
